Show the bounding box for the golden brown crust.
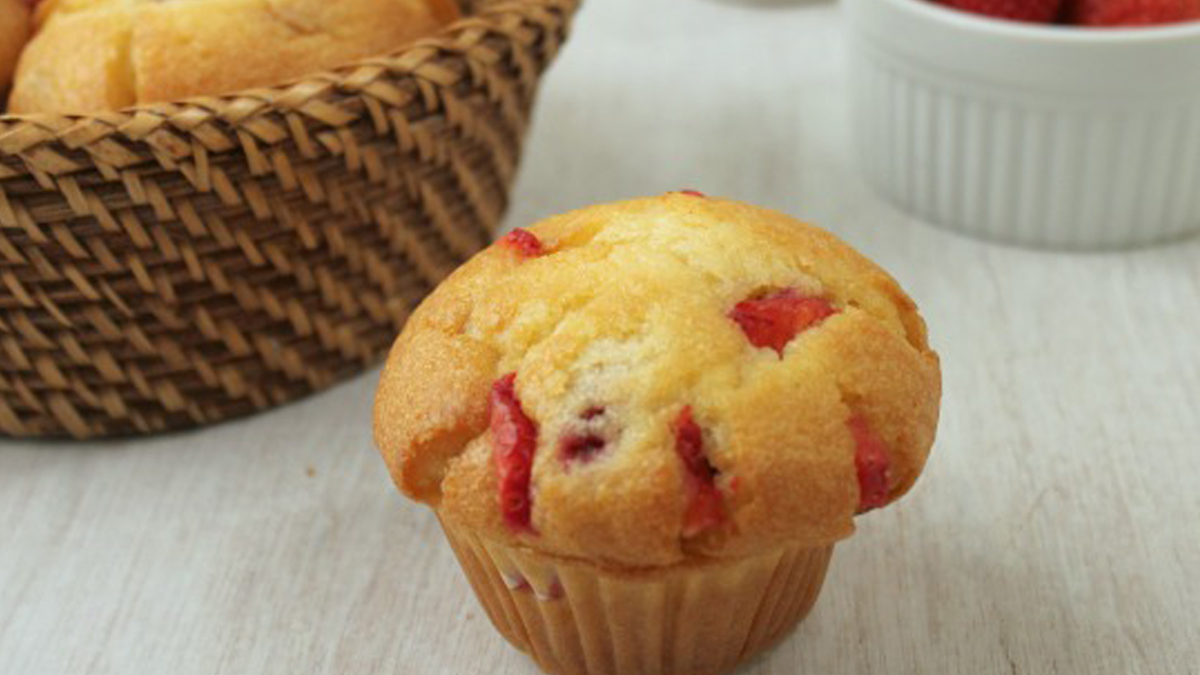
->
[9,5,135,113]
[373,286,497,502]
[0,0,30,96]
[9,0,460,114]
[374,195,941,567]
[424,0,460,24]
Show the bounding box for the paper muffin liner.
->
[438,516,834,675]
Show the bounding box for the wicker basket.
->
[0,0,580,438]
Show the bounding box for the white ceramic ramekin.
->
[846,0,1200,249]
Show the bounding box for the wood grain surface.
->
[2,1,1198,673]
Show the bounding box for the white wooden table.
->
[2,1,1198,673]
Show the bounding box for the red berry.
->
[490,373,539,533]
[848,414,891,513]
[673,407,725,537]
[934,0,1063,22]
[559,406,609,465]
[559,434,606,464]
[1068,0,1200,25]
[499,228,544,258]
[729,289,838,356]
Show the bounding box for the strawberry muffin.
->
[374,194,941,675]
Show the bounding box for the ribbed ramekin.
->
[846,0,1200,249]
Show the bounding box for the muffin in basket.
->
[0,0,30,93]
[374,194,942,675]
[9,0,459,113]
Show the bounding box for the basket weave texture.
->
[0,0,579,438]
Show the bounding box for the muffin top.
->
[374,195,940,567]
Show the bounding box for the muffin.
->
[374,194,941,675]
[8,0,459,114]
[0,0,30,95]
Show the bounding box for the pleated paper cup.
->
[439,516,834,675]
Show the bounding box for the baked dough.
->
[0,0,30,96]
[374,194,942,567]
[9,0,459,113]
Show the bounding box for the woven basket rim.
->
[0,0,579,438]
[0,0,576,125]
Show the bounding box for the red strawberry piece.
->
[673,406,725,537]
[559,434,606,464]
[848,414,891,513]
[679,189,706,197]
[490,373,539,533]
[683,483,724,537]
[729,289,838,356]
[559,406,610,465]
[1068,0,1200,26]
[934,0,1063,22]
[498,228,544,258]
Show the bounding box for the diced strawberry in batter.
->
[490,373,539,533]
[729,289,837,356]
[673,406,725,536]
[849,413,891,512]
[498,228,544,258]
